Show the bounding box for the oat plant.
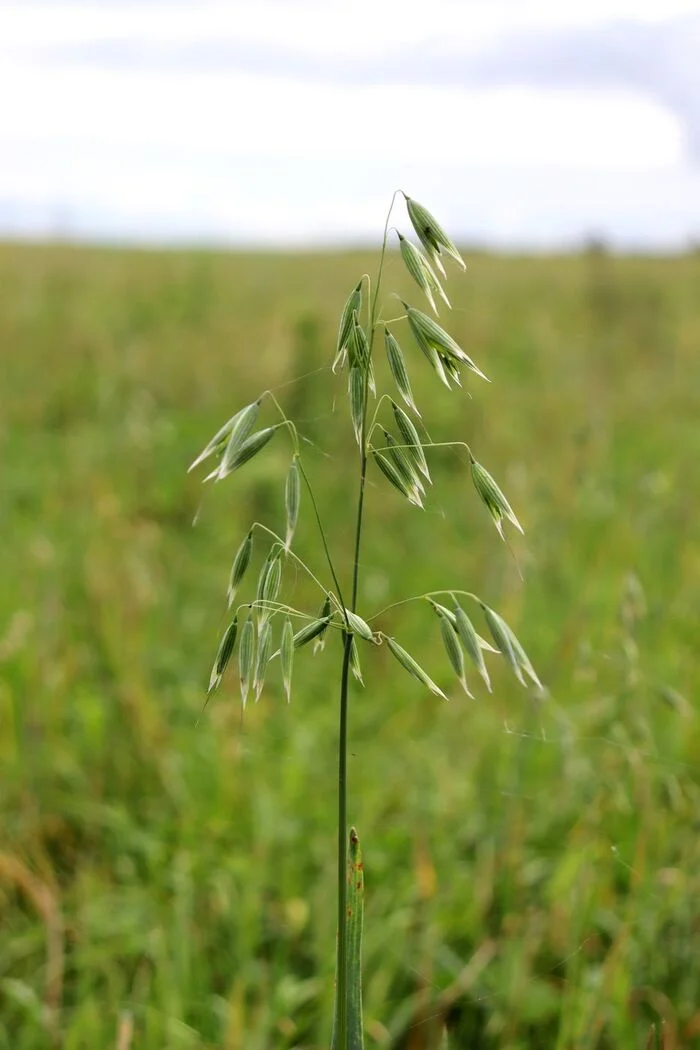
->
[189,191,542,1049]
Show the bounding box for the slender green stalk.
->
[252,523,328,596]
[335,455,366,1047]
[335,633,352,1046]
[334,194,395,1050]
[369,190,399,325]
[367,589,481,622]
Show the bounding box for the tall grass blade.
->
[331,827,365,1050]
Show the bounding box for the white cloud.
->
[1,0,698,245]
[0,54,683,165]
[5,0,698,55]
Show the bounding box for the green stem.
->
[367,588,481,622]
[371,438,473,459]
[263,393,348,614]
[335,632,353,1047]
[252,523,329,597]
[369,189,399,325]
[335,191,396,1050]
[297,460,347,615]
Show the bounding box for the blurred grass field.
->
[1,241,699,1049]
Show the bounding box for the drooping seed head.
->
[384,635,448,700]
[238,617,255,708]
[382,429,425,500]
[293,614,332,649]
[451,599,492,692]
[349,314,369,368]
[256,545,282,627]
[372,448,424,508]
[207,616,238,696]
[427,599,472,696]
[280,617,294,702]
[227,528,254,608]
[349,366,365,448]
[215,401,262,477]
[470,456,524,541]
[343,609,374,642]
[348,315,376,395]
[333,280,363,372]
[433,346,455,389]
[477,633,500,654]
[440,354,463,388]
[438,614,472,696]
[384,328,420,416]
[188,399,261,474]
[350,636,364,686]
[487,611,542,689]
[260,550,282,625]
[481,603,526,686]
[427,599,457,625]
[405,196,466,274]
[213,425,278,481]
[253,620,272,702]
[391,401,431,483]
[403,303,488,383]
[398,233,448,315]
[313,593,333,653]
[284,456,301,551]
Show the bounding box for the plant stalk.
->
[335,633,352,1046]
[335,442,367,1047]
[334,194,396,1049]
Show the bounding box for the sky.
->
[2,0,700,249]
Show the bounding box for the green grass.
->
[1,242,699,1049]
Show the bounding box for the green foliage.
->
[1,241,699,1048]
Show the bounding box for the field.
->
[1,240,699,1049]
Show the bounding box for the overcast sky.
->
[2,0,700,248]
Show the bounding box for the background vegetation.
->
[1,242,699,1048]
